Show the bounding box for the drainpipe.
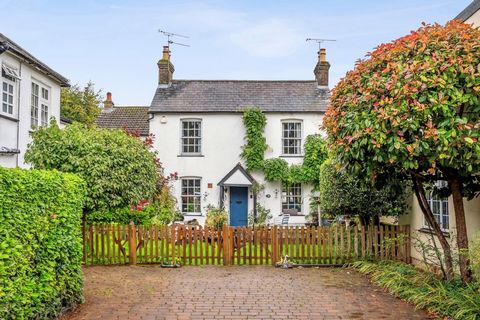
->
[15,62,22,167]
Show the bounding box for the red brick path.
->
[62,266,431,320]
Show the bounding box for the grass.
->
[353,260,480,320]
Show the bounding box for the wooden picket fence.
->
[82,223,411,266]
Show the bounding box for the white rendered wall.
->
[151,112,324,225]
[0,51,62,168]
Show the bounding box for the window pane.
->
[181,120,202,154]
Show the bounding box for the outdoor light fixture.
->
[160,116,167,124]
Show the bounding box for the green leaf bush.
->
[0,167,86,319]
[25,122,158,214]
[353,260,480,320]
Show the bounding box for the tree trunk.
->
[411,175,454,281]
[445,172,472,283]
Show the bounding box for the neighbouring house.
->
[455,0,480,25]
[95,92,149,137]
[147,46,329,226]
[399,3,480,265]
[0,33,69,168]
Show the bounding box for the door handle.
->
[236,201,242,204]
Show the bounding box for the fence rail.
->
[82,223,411,266]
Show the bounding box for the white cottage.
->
[148,46,330,226]
[0,33,69,168]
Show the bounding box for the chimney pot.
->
[314,48,330,88]
[104,92,114,108]
[158,46,175,87]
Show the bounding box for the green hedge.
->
[0,168,86,319]
[353,260,480,320]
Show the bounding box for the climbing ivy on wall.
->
[241,108,327,185]
[241,107,268,171]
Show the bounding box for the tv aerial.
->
[306,38,336,50]
[158,30,190,47]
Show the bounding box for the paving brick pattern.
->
[62,266,431,320]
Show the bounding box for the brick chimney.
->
[158,46,175,87]
[104,92,114,108]
[314,48,330,88]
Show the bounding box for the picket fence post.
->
[128,221,137,265]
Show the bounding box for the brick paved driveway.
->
[62,266,431,320]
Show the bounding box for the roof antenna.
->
[158,30,190,47]
[305,38,336,50]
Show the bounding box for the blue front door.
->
[229,187,248,226]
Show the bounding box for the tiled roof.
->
[150,80,329,113]
[95,106,149,136]
[0,33,69,86]
[455,0,480,21]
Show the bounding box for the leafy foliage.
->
[86,207,152,225]
[301,134,328,185]
[324,21,480,282]
[241,107,268,171]
[205,206,228,230]
[248,204,272,226]
[61,82,102,126]
[0,168,86,319]
[470,233,480,281]
[324,21,480,182]
[353,260,480,320]
[25,122,159,214]
[319,157,408,222]
[263,158,289,181]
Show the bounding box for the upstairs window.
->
[31,82,39,128]
[181,119,202,155]
[1,64,18,116]
[181,178,201,215]
[31,81,50,128]
[282,121,302,155]
[282,183,302,213]
[424,181,450,231]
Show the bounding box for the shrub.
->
[86,207,151,225]
[353,260,480,320]
[470,233,480,281]
[248,204,272,226]
[25,122,159,214]
[205,206,228,230]
[0,167,86,319]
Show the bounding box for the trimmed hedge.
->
[353,260,480,320]
[0,167,86,319]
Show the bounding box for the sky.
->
[0,0,472,105]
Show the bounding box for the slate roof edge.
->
[147,110,326,114]
[455,0,480,21]
[0,33,70,87]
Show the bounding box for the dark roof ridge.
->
[0,33,69,86]
[172,79,316,83]
[455,0,480,21]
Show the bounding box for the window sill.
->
[177,154,204,157]
[0,113,19,122]
[183,213,203,217]
[279,155,304,158]
[418,227,450,237]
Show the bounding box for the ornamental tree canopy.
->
[324,21,480,186]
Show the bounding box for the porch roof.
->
[218,163,255,187]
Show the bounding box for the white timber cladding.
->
[151,112,324,225]
[0,51,62,168]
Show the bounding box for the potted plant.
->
[161,257,182,268]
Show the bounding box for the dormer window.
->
[181,119,202,155]
[282,120,302,155]
[1,64,19,116]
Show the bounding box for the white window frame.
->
[281,120,303,156]
[180,119,202,155]
[281,183,303,213]
[180,177,202,215]
[1,64,18,116]
[31,80,50,128]
[423,180,449,231]
[31,82,39,129]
